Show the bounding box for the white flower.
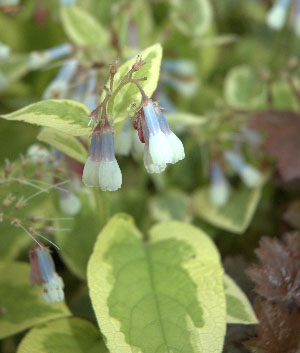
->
[143,144,166,174]
[99,160,122,191]
[82,126,122,191]
[59,191,81,215]
[82,158,100,187]
[42,273,65,304]
[240,165,262,188]
[266,0,290,30]
[209,162,230,207]
[0,42,10,61]
[142,98,184,170]
[27,144,50,164]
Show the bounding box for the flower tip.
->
[98,160,122,191]
[82,158,100,187]
[241,166,262,188]
[266,5,286,30]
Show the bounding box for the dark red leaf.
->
[249,111,300,182]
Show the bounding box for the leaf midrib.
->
[144,243,170,353]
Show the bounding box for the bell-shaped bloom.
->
[84,69,98,111]
[43,58,77,100]
[0,41,10,61]
[209,162,230,207]
[82,125,122,191]
[115,120,132,156]
[225,151,262,188]
[266,0,291,30]
[29,245,64,304]
[59,190,81,215]
[29,43,73,70]
[142,98,184,173]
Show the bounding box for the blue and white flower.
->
[84,69,98,111]
[29,245,64,304]
[115,119,132,156]
[82,125,122,191]
[43,58,78,99]
[224,151,262,188]
[141,98,185,173]
[209,162,230,207]
[28,43,73,70]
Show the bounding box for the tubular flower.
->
[29,245,64,304]
[115,120,132,156]
[82,124,122,191]
[209,162,230,207]
[28,43,73,70]
[43,58,78,99]
[84,69,98,111]
[224,151,262,188]
[141,98,185,173]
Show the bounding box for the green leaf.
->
[224,65,267,110]
[224,274,258,324]
[54,189,99,280]
[170,0,212,37]
[37,128,88,164]
[109,43,162,130]
[0,262,70,339]
[0,54,29,83]
[88,214,226,353]
[272,80,299,111]
[165,112,208,133]
[193,184,263,234]
[149,191,193,223]
[17,317,108,353]
[60,5,109,46]
[0,100,91,136]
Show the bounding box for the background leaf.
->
[0,100,90,136]
[37,128,88,164]
[0,262,70,339]
[60,5,109,46]
[224,274,258,324]
[193,184,263,233]
[88,214,226,353]
[17,317,108,353]
[224,65,267,110]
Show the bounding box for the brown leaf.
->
[247,299,300,353]
[248,234,300,306]
[249,111,300,182]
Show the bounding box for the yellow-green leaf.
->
[37,128,88,164]
[88,214,226,353]
[0,54,29,82]
[109,43,162,130]
[224,274,258,324]
[170,0,212,37]
[0,262,70,339]
[54,188,99,280]
[60,5,109,46]
[224,65,267,110]
[17,317,108,353]
[0,100,90,136]
[193,184,263,234]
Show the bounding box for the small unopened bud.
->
[110,60,118,75]
[3,193,16,208]
[132,57,146,72]
[15,196,26,210]
[4,159,11,176]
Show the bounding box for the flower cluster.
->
[29,245,64,304]
[266,0,300,36]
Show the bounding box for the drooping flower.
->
[58,189,81,215]
[266,0,291,30]
[84,69,98,111]
[209,162,230,207]
[82,124,122,191]
[28,43,73,70]
[224,151,262,188]
[0,41,10,61]
[141,98,185,173]
[29,245,64,304]
[43,58,78,99]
